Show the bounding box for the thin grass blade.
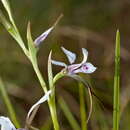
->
[0,78,20,128]
[79,83,87,130]
[113,30,120,130]
[48,51,53,89]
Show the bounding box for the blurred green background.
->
[0,0,130,130]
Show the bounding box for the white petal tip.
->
[61,47,76,64]
[81,48,88,64]
[34,27,54,46]
[51,60,67,67]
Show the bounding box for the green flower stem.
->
[113,30,120,130]
[31,60,48,93]
[79,83,87,130]
[0,78,20,128]
[30,55,60,130]
[48,52,60,130]
[53,71,65,85]
[48,99,60,130]
[31,60,60,130]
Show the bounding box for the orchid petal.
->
[51,60,67,67]
[81,48,88,64]
[27,90,51,119]
[61,47,76,64]
[34,27,54,46]
[0,116,16,130]
[67,63,81,74]
[73,62,97,74]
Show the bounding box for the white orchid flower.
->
[0,90,51,130]
[52,47,97,75]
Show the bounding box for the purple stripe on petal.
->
[34,27,54,46]
[67,63,81,74]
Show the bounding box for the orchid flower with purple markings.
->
[34,26,54,46]
[0,90,51,130]
[52,47,97,75]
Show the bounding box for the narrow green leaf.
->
[47,51,60,130]
[0,78,20,128]
[58,97,81,130]
[27,22,47,92]
[79,83,87,130]
[48,51,53,89]
[1,0,17,28]
[1,0,12,21]
[0,10,12,30]
[113,30,120,130]
[27,22,37,59]
[0,10,29,58]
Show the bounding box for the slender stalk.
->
[53,71,65,85]
[0,78,20,128]
[29,52,60,130]
[31,59,59,130]
[79,83,87,130]
[31,60,47,93]
[32,61,60,130]
[48,100,60,130]
[48,52,60,130]
[113,30,120,130]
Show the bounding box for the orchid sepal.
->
[61,47,76,64]
[51,60,67,67]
